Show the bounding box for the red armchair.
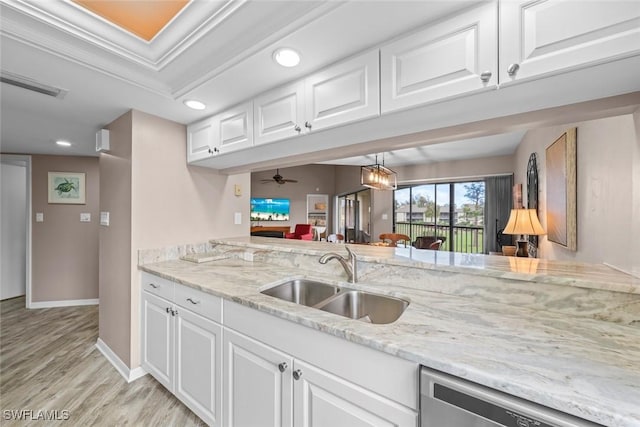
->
[285,224,313,240]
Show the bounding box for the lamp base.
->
[516,240,529,257]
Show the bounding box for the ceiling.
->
[1,0,508,166]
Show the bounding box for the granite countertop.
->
[139,239,640,427]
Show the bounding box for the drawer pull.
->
[165,307,171,313]
[149,283,159,289]
[186,298,200,305]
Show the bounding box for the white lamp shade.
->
[503,209,545,236]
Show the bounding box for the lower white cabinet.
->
[141,285,222,427]
[223,301,419,427]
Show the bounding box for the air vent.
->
[0,71,68,99]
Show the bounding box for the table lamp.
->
[503,209,545,257]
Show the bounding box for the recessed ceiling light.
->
[183,99,206,110]
[273,48,301,67]
[56,140,71,147]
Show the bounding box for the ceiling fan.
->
[261,169,298,185]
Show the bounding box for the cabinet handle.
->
[172,309,178,317]
[278,362,288,373]
[304,121,312,130]
[149,283,159,289]
[292,369,302,380]
[186,298,200,305]
[480,71,492,83]
[294,124,301,133]
[208,147,220,154]
[507,63,520,77]
[166,307,171,313]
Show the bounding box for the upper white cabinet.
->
[217,102,253,154]
[187,116,218,163]
[254,82,306,145]
[254,50,380,146]
[305,49,380,132]
[499,0,640,85]
[380,1,497,113]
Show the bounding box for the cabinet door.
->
[500,0,640,85]
[254,82,305,145]
[223,329,293,427]
[293,360,417,427]
[217,102,253,154]
[175,308,222,427]
[141,291,174,391]
[380,1,497,113]
[187,117,218,163]
[305,49,380,132]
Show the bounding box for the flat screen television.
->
[250,198,290,221]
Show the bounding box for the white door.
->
[141,291,174,391]
[175,308,222,427]
[1,159,27,300]
[218,102,253,154]
[223,328,293,427]
[293,360,418,427]
[380,1,497,113]
[254,82,306,145]
[187,117,218,163]
[499,0,640,85]
[305,49,380,132]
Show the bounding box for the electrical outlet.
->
[100,212,110,226]
[234,212,242,225]
[80,213,91,222]
[36,212,44,222]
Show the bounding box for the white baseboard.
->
[95,338,147,383]
[29,298,99,309]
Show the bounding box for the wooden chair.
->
[379,233,411,247]
[428,239,443,250]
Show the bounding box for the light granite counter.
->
[139,237,640,427]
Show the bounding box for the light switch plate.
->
[382,213,388,220]
[100,211,110,226]
[234,184,242,197]
[80,213,91,222]
[234,212,242,225]
[36,212,44,222]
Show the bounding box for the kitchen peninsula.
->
[139,237,640,427]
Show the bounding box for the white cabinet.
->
[293,360,417,427]
[187,102,253,164]
[141,291,174,390]
[217,102,253,154]
[223,329,293,427]
[141,273,222,426]
[380,1,497,113]
[223,301,419,427]
[254,82,305,145]
[499,0,640,85]
[253,49,380,146]
[187,117,218,163]
[305,49,380,132]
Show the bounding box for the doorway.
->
[337,189,371,243]
[1,155,31,304]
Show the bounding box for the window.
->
[393,181,485,253]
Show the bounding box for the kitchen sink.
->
[261,280,409,324]
[317,290,409,324]
[260,279,340,307]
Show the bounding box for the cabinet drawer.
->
[141,272,174,301]
[174,284,222,323]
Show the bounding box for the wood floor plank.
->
[0,297,206,426]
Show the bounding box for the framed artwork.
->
[48,172,86,204]
[545,128,577,250]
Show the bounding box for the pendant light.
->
[360,153,397,190]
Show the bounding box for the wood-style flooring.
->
[0,297,205,426]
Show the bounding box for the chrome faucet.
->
[319,246,358,283]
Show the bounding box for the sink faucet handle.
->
[345,245,356,260]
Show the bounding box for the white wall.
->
[514,114,638,273]
[1,160,27,300]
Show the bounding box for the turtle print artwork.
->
[48,172,86,204]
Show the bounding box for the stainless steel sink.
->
[317,290,409,324]
[261,279,409,324]
[261,279,340,307]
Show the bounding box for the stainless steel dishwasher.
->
[420,368,605,427]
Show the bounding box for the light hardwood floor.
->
[0,297,206,426]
